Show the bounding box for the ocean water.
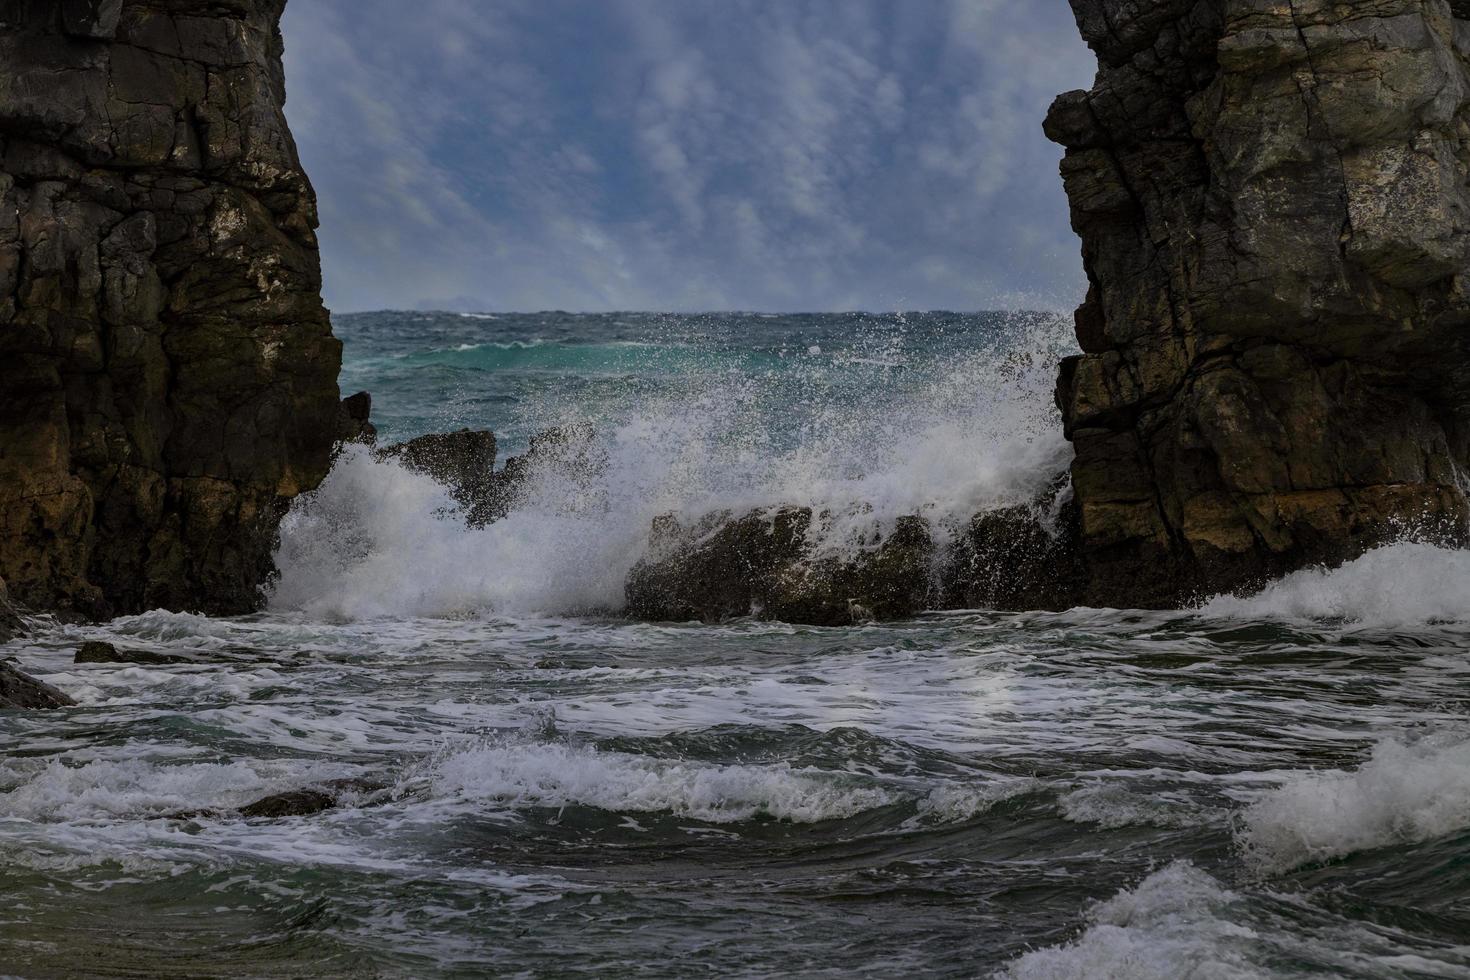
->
[5,312,1470,978]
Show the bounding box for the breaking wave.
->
[421,736,896,824]
[271,314,1074,620]
[995,863,1263,980]
[1200,543,1470,628]
[1239,733,1470,873]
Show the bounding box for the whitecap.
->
[995,862,1262,980]
[1239,733,1470,873]
[423,737,894,824]
[1200,543,1470,628]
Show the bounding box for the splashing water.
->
[271,312,1074,620]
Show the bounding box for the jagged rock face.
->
[0,0,341,617]
[1049,0,1470,606]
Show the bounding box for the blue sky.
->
[280,2,1095,313]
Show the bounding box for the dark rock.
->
[60,0,123,38]
[939,479,1085,612]
[74,640,191,665]
[1047,0,1470,607]
[237,778,391,819]
[378,428,498,512]
[627,507,934,626]
[0,1,343,619]
[379,423,607,527]
[0,661,74,709]
[337,391,377,446]
[0,578,26,645]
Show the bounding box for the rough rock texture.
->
[937,481,1085,611]
[0,0,341,618]
[379,429,499,517]
[626,508,936,625]
[0,579,26,645]
[1048,0,1470,605]
[0,660,74,709]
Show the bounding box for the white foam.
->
[1200,543,1470,628]
[916,779,1039,823]
[1057,783,1202,830]
[996,863,1263,980]
[1239,733,1470,873]
[270,315,1075,620]
[0,758,272,822]
[423,737,894,824]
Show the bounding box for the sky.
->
[280,1,1096,314]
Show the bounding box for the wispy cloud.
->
[281,0,1095,313]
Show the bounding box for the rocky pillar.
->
[0,0,341,616]
[1048,0,1470,606]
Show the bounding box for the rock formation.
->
[1047,0,1470,605]
[0,0,341,618]
[0,660,74,709]
[380,423,604,527]
[626,508,935,625]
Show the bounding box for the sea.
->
[4,312,1470,978]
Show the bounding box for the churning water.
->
[5,313,1470,978]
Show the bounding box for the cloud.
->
[280,0,1096,313]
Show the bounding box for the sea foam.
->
[1239,733,1470,873]
[424,737,895,824]
[1200,542,1470,628]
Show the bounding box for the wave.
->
[0,758,273,822]
[1198,543,1470,628]
[271,314,1075,620]
[1239,733,1470,873]
[1057,783,1204,830]
[422,736,895,824]
[995,862,1262,979]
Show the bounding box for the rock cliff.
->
[1048,0,1470,606]
[0,0,341,617]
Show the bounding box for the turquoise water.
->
[4,313,1470,977]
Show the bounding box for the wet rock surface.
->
[1048,0,1470,606]
[0,580,27,645]
[0,0,342,619]
[74,640,192,665]
[0,661,74,709]
[627,508,940,626]
[235,779,391,819]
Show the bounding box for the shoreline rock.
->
[625,490,1077,625]
[0,0,342,619]
[1046,0,1470,606]
[0,661,74,709]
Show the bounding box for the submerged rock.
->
[0,661,74,709]
[74,640,191,666]
[237,778,391,819]
[0,0,343,619]
[1048,0,1470,605]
